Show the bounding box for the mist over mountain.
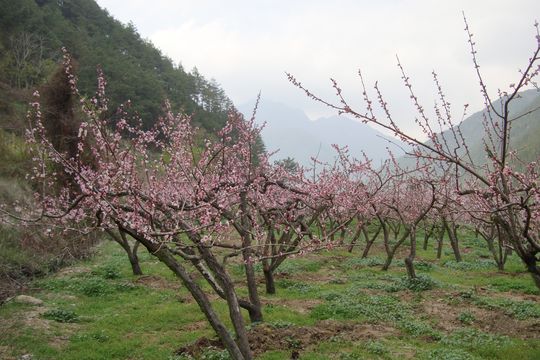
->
[399,88,540,168]
[238,99,406,167]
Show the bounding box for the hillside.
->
[400,89,540,168]
[239,99,407,167]
[0,0,231,133]
[0,0,236,300]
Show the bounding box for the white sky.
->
[95,0,540,137]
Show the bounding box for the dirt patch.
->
[175,337,223,357]
[183,320,207,332]
[421,295,540,339]
[55,266,91,277]
[0,345,15,360]
[134,275,180,291]
[175,320,399,358]
[22,306,51,331]
[263,298,322,314]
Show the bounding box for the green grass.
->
[1,231,539,359]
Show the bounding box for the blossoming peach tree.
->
[289,16,540,289]
[2,50,365,359]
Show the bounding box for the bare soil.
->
[175,320,400,358]
[419,290,540,339]
[133,274,181,291]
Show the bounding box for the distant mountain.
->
[238,99,407,167]
[400,88,540,168]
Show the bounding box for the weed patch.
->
[399,275,438,292]
[472,296,540,320]
[422,348,476,360]
[441,328,512,349]
[443,259,497,271]
[277,279,318,294]
[457,311,476,325]
[43,308,79,323]
[343,256,386,269]
[312,290,408,323]
[38,275,137,297]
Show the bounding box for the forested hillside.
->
[0,0,232,133]
[0,0,237,300]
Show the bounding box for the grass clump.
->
[38,275,137,297]
[488,277,539,295]
[277,279,318,294]
[339,353,364,360]
[92,263,122,279]
[71,330,110,342]
[441,328,512,349]
[43,308,79,323]
[415,261,434,272]
[472,296,540,320]
[268,320,294,329]
[200,349,231,360]
[363,340,389,355]
[399,275,438,292]
[457,311,476,325]
[312,290,408,323]
[358,274,437,293]
[443,259,497,271]
[398,320,441,339]
[343,256,386,269]
[423,348,476,360]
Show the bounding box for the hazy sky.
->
[95,0,540,137]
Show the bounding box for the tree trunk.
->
[361,225,381,259]
[422,223,434,251]
[127,231,249,359]
[523,254,540,290]
[382,227,411,271]
[127,242,143,275]
[106,228,143,275]
[263,268,275,295]
[347,222,364,253]
[405,230,417,279]
[436,227,444,260]
[239,192,263,323]
[443,219,462,262]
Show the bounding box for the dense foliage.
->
[0,0,232,132]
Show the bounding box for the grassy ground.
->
[1,232,539,360]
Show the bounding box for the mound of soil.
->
[175,320,399,358]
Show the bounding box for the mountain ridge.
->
[239,99,407,167]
